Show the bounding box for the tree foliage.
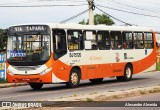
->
[79,19,86,25]
[79,14,114,25]
[0,29,7,53]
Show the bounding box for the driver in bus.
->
[32,35,40,50]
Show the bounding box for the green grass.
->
[86,98,93,102]
[89,92,97,95]
[156,63,160,70]
[112,95,119,98]
[0,79,8,83]
[139,90,146,95]
[74,93,77,97]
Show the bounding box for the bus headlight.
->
[40,67,52,76]
[7,70,14,76]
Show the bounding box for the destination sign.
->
[8,25,50,35]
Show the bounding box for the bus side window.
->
[110,31,122,49]
[144,32,153,49]
[53,29,67,60]
[122,32,133,49]
[84,30,97,50]
[67,30,83,50]
[134,32,144,49]
[97,31,110,50]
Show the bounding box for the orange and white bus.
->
[6,24,156,89]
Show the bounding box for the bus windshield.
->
[7,34,50,66]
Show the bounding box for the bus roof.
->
[10,23,155,32]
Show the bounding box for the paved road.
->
[61,92,160,110]
[0,71,160,101]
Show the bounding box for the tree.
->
[79,14,114,25]
[79,19,86,25]
[0,29,7,53]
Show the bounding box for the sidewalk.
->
[0,83,28,88]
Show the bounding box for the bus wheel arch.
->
[117,63,133,81]
[66,66,81,88]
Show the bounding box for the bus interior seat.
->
[92,44,97,50]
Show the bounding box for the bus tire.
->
[66,68,80,88]
[29,83,43,90]
[116,64,133,81]
[89,78,103,83]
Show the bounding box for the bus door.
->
[52,29,67,60]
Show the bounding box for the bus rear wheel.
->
[66,69,80,88]
[89,78,103,83]
[116,64,133,81]
[29,83,43,90]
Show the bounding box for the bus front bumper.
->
[7,71,52,83]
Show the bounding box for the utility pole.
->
[88,0,95,25]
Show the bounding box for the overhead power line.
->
[42,0,86,2]
[110,0,160,14]
[0,1,33,5]
[0,4,87,7]
[39,0,85,1]
[95,6,134,26]
[97,4,160,19]
[60,8,89,23]
[97,0,160,15]
[0,0,86,5]
[113,0,160,6]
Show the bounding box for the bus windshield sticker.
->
[86,31,93,40]
[84,41,92,49]
[73,32,78,38]
[8,50,26,57]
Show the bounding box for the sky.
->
[0,0,160,31]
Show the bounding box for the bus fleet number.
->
[70,53,81,57]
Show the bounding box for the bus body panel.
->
[57,49,155,78]
[7,70,52,83]
[6,24,157,84]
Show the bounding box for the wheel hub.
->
[126,67,131,78]
[71,72,78,85]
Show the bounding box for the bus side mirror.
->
[84,41,92,49]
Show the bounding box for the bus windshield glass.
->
[7,34,50,65]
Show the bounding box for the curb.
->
[0,83,28,88]
[49,85,160,101]
[24,85,160,109]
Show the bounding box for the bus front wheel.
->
[89,78,103,83]
[116,64,133,81]
[29,83,43,90]
[66,69,80,88]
